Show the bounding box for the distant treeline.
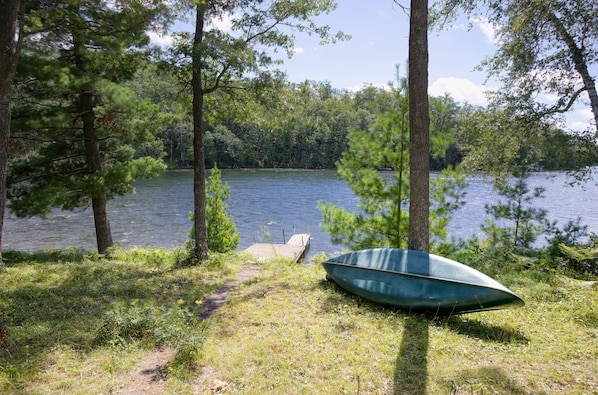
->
[13,62,595,172]
[126,66,594,171]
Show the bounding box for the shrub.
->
[545,217,588,257]
[557,237,598,277]
[187,164,240,256]
[95,299,209,374]
[482,166,549,254]
[205,164,240,253]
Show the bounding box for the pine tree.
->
[167,0,348,261]
[319,78,466,251]
[8,0,167,253]
[205,164,240,253]
[0,0,22,271]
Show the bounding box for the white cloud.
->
[578,108,594,120]
[569,108,595,131]
[471,17,497,44]
[148,31,173,47]
[570,121,592,131]
[291,47,305,55]
[451,23,467,30]
[346,82,392,93]
[209,13,233,31]
[429,77,494,105]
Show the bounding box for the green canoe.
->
[322,248,524,315]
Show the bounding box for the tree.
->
[455,104,547,173]
[169,0,347,261]
[187,164,239,255]
[434,0,598,136]
[8,0,167,254]
[205,164,240,252]
[429,95,462,169]
[408,0,430,252]
[482,167,549,254]
[319,78,466,251]
[0,0,22,271]
[125,63,194,168]
[319,80,411,250]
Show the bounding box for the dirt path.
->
[198,261,263,321]
[113,261,263,394]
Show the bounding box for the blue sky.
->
[151,1,595,131]
[277,1,496,102]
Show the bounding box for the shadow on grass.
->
[317,279,431,393]
[2,248,97,265]
[0,253,219,389]
[393,314,429,395]
[318,278,531,394]
[435,316,529,343]
[446,366,529,394]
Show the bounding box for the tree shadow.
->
[392,314,430,395]
[317,278,431,394]
[435,315,529,343]
[0,255,219,389]
[446,366,529,394]
[318,278,530,394]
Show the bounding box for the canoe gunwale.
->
[323,260,520,297]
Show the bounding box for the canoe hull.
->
[322,248,524,314]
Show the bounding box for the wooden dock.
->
[245,233,310,262]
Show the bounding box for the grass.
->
[197,259,597,394]
[0,247,243,393]
[0,248,596,394]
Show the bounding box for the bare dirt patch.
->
[112,347,176,395]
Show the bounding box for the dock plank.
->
[287,233,309,246]
[245,233,310,262]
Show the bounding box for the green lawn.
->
[0,248,596,394]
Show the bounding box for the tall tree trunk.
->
[0,0,22,271]
[70,6,113,255]
[192,3,209,261]
[408,0,430,253]
[81,90,113,254]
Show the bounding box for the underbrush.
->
[0,247,244,392]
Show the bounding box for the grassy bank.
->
[0,248,596,394]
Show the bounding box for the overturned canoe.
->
[322,248,524,315]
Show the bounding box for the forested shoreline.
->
[124,66,596,171]
[11,61,592,173]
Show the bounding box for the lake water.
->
[3,169,597,258]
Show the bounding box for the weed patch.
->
[0,248,244,392]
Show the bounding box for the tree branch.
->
[541,86,587,115]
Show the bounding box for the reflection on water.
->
[4,170,598,257]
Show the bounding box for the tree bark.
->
[81,90,113,254]
[192,3,209,261]
[0,0,22,271]
[408,0,430,253]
